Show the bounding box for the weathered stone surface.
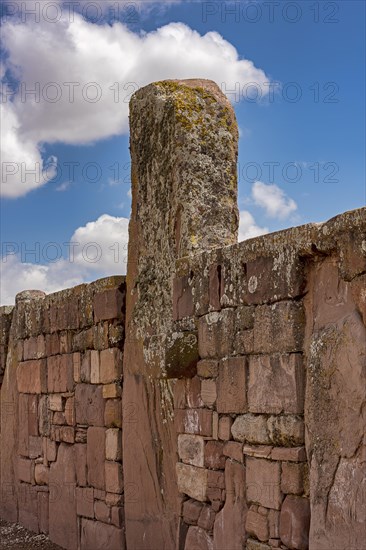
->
[253,302,304,354]
[38,491,49,534]
[185,526,214,550]
[186,376,203,408]
[18,457,33,483]
[198,505,216,531]
[223,441,243,463]
[104,398,122,428]
[76,487,94,519]
[218,416,232,441]
[198,310,235,359]
[216,356,247,413]
[197,360,219,378]
[267,415,304,446]
[87,427,106,490]
[270,446,306,462]
[281,462,304,495]
[231,414,270,444]
[279,495,310,549]
[213,459,246,550]
[47,354,73,393]
[94,288,124,322]
[245,509,269,542]
[100,348,122,384]
[176,463,208,502]
[80,518,124,550]
[75,383,104,426]
[35,464,49,485]
[246,458,282,510]
[201,379,217,407]
[175,408,213,436]
[49,443,77,549]
[75,443,87,486]
[94,499,110,523]
[182,498,203,525]
[248,354,304,414]
[17,359,47,394]
[106,428,122,461]
[178,434,205,467]
[204,441,225,469]
[105,461,123,494]
[173,275,194,320]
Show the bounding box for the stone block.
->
[104,399,122,428]
[207,470,225,489]
[178,434,205,467]
[175,409,213,436]
[248,354,305,414]
[279,495,310,550]
[271,446,306,462]
[95,499,110,523]
[216,356,247,413]
[93,322,109,351]
[17,359,47,394]
[45,333,59,357]
[65,397,75,426]
[267,415,304,446]
[76,487,94,518]
[243,445,273,459]
[103,383,122,399]
[80,350,91,382]
[52,411,66,425]
[182,498,203,525]
[23,335,46,360]
[38,395,51,437]
[246,458,282,510]
[49,394,63,412]
[281,462,304,495]
[204,441,225,469]
[268,509,280,538]
[186,376,203,408]
[73,352,81,383]
[201,379,217,407]
[198,505,216,531]
[29,436,42,458]
[75,443,88,486]
[184,526,213,550]
[198,309,235,358]
[35,464,49,485]
[60,426,75,444]
[234,329,254,354]
[90,350,100,383]
[173,378,186,409]
[45,438,57,462]
[218,416,233,441]
[80,518,124,550]
[72,327,94,352]
[197,359,219,378]
[38,491,49,535]
[18,484,39,534]
[94,288,123,322]
[246,509,269,542]
[18,457,33,483]
[253,302,304,354]
[223,441,243,463]
[246,539,271,550]
[173,275,194,320]
[106,428,122,461]
[231,414,270,444]
[47,354,73,393]
[75,383,105,426]
[111,506,124,528]
[176,463,208,502]
[105,461,123,494]
[87,427,106,490]
[100,348,122,384]
[59,332,72,354]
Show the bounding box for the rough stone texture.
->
[279,495,310,549]
[178,434,205,467]
[80,518,124,550]
[216,356,247,413]
[231,414,270,444]
[246,458,282,510]
[87,427,106,490]
[176,463,208,502]
[185,526,214,550]
[213,459,247,550]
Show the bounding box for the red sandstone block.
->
[268,509,280,538]
[45,333,59,356]
[29,436,42,458]
[197,505,216,531]
[72,328,94,352]
[47,354,73,393]
[207,470,225,489]
[18,457,34,483]
[110,506,123,528]
[243,445,273,459]
[218,416,233,441]
[223,441,243,463]
[279,495,310,549]
[178,434,205,467]
[281,462,304,495]
[64,397,75,426]
[38,491,49,534]
[271,447,306,462]
[17,359,47,394]
[245,509,269,543]
[45,438,57,462]
[198,310,235,358]
[75,384,105,427]
[197,359,219,378]
[216,356,247,414]
[209,263,222,311]
[201,379,217,407]
[175,409,213,436]
[104,399,122,428]
[23,335,46,360]
[34,464,49,486]
[94,288,123,322]
[186,376,203,408]
[183,498,203,525]
[80,518,124,550]
[52,411,66,425]
[60,426,75,444]
[105,461,123,494]
[87,427,106,490]
[204,441,225,469]
[246,458,282,510]
[94,499,110,523]
[100,348,122,384]
[75,443,88,486]
[173,275,194,320]
[253,302,305,354]
[76,487,94,518]
[59,332,72,354]
[173,378,186,409]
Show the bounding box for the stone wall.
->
[0,277,126,550]
[0,79,365,550]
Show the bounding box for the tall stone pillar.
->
[123,79,239,549]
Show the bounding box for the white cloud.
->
[1,14,269,197]
[238,210,268,242]
[252,181,297,219]
[0,214,129,305]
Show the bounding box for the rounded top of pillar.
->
[15,290,46,304]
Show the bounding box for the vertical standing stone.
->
[123,79,238,549]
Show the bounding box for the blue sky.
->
[0,0,365,304]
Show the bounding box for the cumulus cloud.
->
[238,210,268,242]
[0,214,129,305]
[252,181,297,219]
[1,12,269,197]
